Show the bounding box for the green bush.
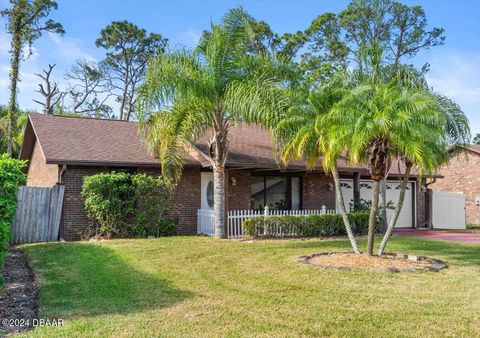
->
[242,212,369,238]
[82,172,176,238]
[131,174,177,237]
[0,154,26,267]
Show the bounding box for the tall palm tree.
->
[137,8,294,238]
[274,83,361,254]
[331,80,450,255]
[377,71,470,255]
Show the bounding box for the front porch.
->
[194,166,425,238]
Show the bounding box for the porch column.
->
[353,172,361,211]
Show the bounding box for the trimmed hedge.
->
[242,212,369,238]
[82,172,176,238]
[0,154,26,268]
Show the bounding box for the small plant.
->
[0,154,26,268]
[82,172,176,238]
[349,198,395,225]
[242,212,369,238]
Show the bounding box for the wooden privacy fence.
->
[11,185,65,244]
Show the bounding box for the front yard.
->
[16,236,480,337]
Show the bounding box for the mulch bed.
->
[0,249,38,336]
[299,252,447,273]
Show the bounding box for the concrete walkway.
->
[394,228,480,244]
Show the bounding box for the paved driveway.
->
[394,228,480,244]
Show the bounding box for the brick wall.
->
[26,141,59,187]
[431,151,480,224]
[303,173,336,210]
[170,167,201,234]
[61,166,201,240]
[415,178,427,227]
[226,170,251,210]
[61,166,108,240]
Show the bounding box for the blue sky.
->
[1,0,479,135]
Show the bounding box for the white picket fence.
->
[197,209,216,236]
[197,206,336,239]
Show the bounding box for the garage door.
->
[339,180,414,228]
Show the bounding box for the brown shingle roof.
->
[195,123,412,176]
[24,113,199,167]
[23,113,424,177]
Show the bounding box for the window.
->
[251,175,302,210]
[340,182,352,189]
[360,183,372,189]
[206,181,214,208]
[395,184,410,190]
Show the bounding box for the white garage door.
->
[339,180,414,228]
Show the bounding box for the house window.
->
[251,175,302,210]
[206,181,214,208]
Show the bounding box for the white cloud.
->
[425,50,480,136]
[48,32,96,62]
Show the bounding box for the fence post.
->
[264,205,270,218]
[263,205,269,236]
[321,205,326,214]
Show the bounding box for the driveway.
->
[394,228,480,244]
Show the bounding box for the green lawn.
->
[17,236,480,337]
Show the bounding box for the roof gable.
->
[24,113,199,167]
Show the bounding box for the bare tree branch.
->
[33,63,63,114]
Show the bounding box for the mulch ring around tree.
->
[298,252,447,273]
[0,249,39,336]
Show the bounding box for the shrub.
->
[82,172,176,238]
[131,174,176,237]
[242,212,369,238]
[0,154,26,268]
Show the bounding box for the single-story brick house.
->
[20,113,430,240]
[431,145,480,225]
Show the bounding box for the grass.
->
[467,223,480,231]
[17,236,480,337]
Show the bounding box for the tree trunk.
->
[213,165,226,238]
[6,25,21,155]
[378,163,412,256]
[379,177,388,232]
[332,166,360,254]
[367,179,380,255]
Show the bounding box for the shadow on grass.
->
[22,242,193,318]
[281,236,480,266]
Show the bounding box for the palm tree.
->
[331,79,451,255]
[377,72,470,255]
[137,8,294,238]
[274,83,361,254]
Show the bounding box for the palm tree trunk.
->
[367,179,380,255]
[332,166,360,254]
[379,177,388,232]
[213,165,226,238]
[378,164,412,256]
